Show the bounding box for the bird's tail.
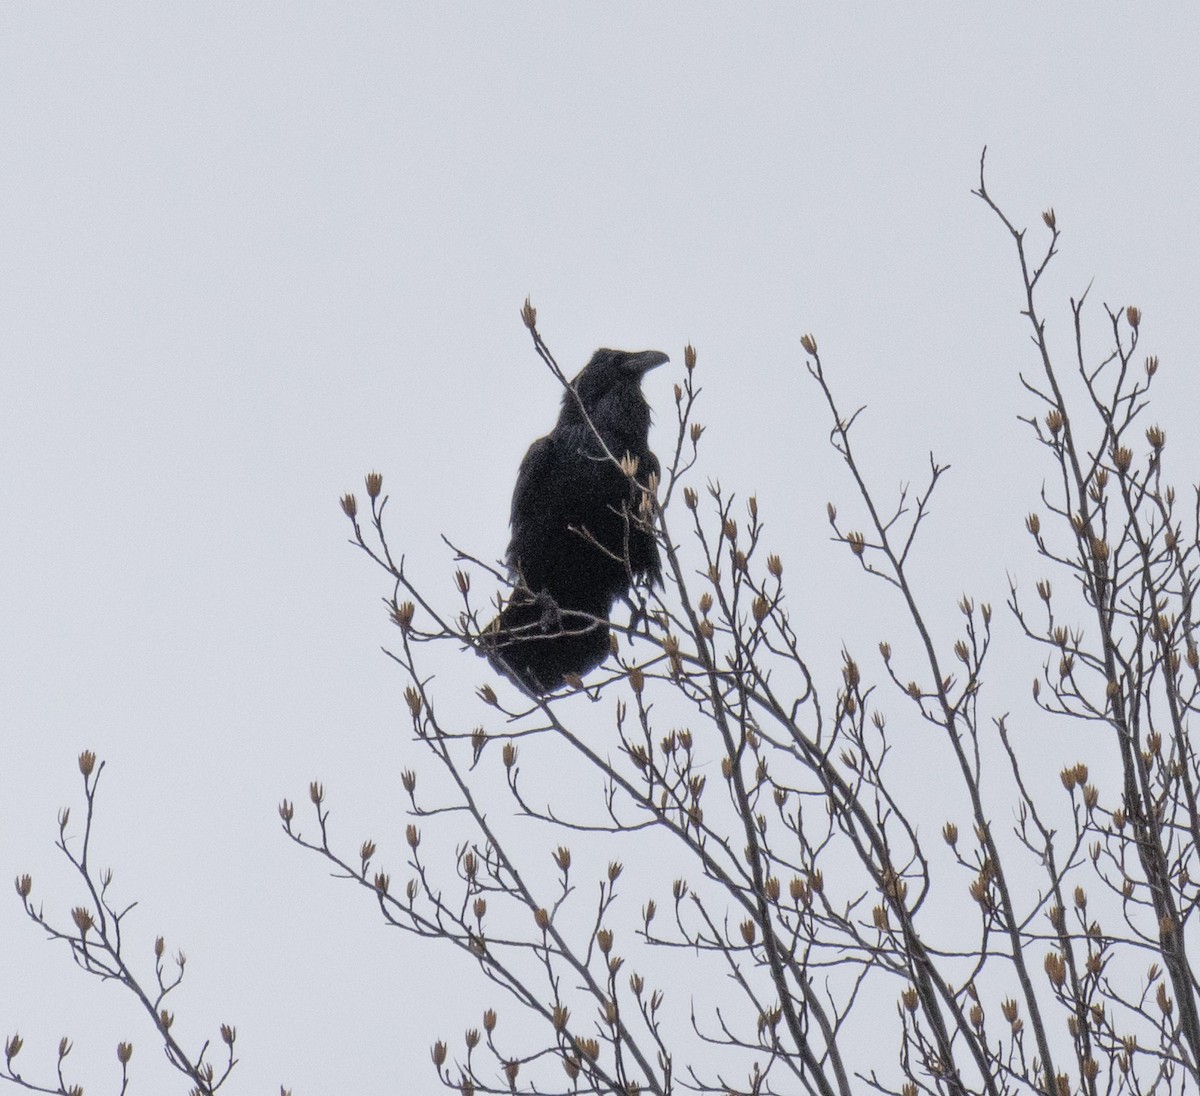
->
[482,588,613,695]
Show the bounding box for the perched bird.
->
[487,347,667,693]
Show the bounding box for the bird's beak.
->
[627,350,670,374]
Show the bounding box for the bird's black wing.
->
[506,433,561,582]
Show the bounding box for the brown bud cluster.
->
[405,686,423,719]
[1044,951,1066,988]
[1060,763,1088,791]
[391,600,415,632]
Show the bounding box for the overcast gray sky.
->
[3,5,1199,1093]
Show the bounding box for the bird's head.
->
[569,348,669,410]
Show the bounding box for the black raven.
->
[487,348,668,693]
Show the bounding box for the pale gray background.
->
[3,5,1199,1093]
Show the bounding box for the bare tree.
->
[6,160,1197,1096]
[294,159,1199,1096]
[3,754,249,1096]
